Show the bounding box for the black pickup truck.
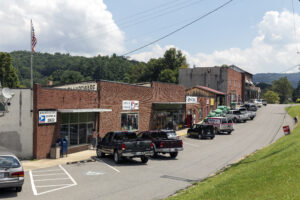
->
[137,130,183,158]
[96,131,153,164]
[187,124,215,139]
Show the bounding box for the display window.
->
[121,113,139,131]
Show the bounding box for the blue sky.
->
[0,0,300,74]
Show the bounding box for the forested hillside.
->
[10,48,187,87]
[10,51,138,87]
[253,72,300,88]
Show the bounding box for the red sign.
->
[283,125,290,135]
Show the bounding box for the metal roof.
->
[191,85,225,95]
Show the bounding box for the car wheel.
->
[96,148,105,158]
[16,187,22,192]
[228,131,232,134]
[214,128,219,135]
[250,117,254,120]
[170,152,178,158]
[113,150,121,164]
[198,133,202,139]
[233,118,238,123]
[141,156,149,164]
[210,135,215,139]
[187,131,191,137]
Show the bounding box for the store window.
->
[60,113,95,146]
[121,113,138,131]
[198,108,203,120]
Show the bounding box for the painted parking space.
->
[29,165,77,196]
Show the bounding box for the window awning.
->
[58,108,112,113]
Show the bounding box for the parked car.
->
[262,99,267,106]
[252,99,262,108]
[137,130,183,158]
[96,131,153,164]
[226,110,248,123]
[243,103,257,111]
[205,117,234,134]
[187,124,215,139]
[0,152,24,192]
[239,107,256,120]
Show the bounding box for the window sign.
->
[122,100,139,110]
[39,110,57,124]
[186,96,197,104]
[210,98,214,106]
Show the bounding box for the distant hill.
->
[253,72,300,88]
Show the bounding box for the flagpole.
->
[30,19,33,90]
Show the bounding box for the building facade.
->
[179,66,260,105]
[33,81,186,159]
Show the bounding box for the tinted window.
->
[0,156,20,168]
[221,118,227,123]
[114,132,137,141]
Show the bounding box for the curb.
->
[66,158,96,165]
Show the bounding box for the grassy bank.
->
[167,106,300,200]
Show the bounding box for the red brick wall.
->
[227,68,243,104]
[33,84,99,159]
[98,81,153,137]
[151,82,186,102]
[186,97,208,124]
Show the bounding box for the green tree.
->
[60,70,84,84]
[158,69,177,83]
[271,77,293,104]
[0,52,20,88]
[292,80,300,102]
[263,90,280,104]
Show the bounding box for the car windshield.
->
[114,132,137,141]
[0,156,21,169]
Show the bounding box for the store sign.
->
[210,98,215,106]
[122,100,139,110]
[186,96,197,104]
[55,82,97,91]
[206,98,209,105]
[39,110,57,124]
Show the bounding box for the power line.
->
[122,0,234,56]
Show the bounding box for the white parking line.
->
[94,158,120,173]
[34,178,70,182]
[33,173,66,177]
[29,165,77,196]
[34,169,62,173]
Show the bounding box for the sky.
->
[1,0,300,74]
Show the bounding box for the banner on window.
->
[186,96,197,104]
[122,100,139,110]
[210,98,215,106]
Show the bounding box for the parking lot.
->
[0,104,295,200]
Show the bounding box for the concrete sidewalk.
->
[21,149,96,171]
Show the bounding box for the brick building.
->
[33,81,186,159]
[179,66,260,105]
[185,86,225,126]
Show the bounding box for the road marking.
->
[35,184,73,188]
[34,178,70,182]
[29,170,38,196]
[33,169,62,173]
[30,165,77,196]
[183,142,199,147]
[86,171,105,176]
[33,173,66,177]
[94,157,120,173]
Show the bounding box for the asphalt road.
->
[0,104,295,200]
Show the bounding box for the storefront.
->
[33,81,186,159]
[151,102,186,130]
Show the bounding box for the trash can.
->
[50,143,60,159]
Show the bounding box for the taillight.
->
[150,142,154,149]
[160,142,164,148]
[11,171,24,178]
[121,143,126,151]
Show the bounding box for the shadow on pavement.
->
[0,188,18,198]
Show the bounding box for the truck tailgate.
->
[123,140,152,152]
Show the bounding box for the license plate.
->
[170,148,176,152]
[207,132,211,135]
[136,152,142,155]
[0,173,4,178]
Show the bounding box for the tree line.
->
[5,48,187,88]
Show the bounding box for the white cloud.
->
[0,0,125,56]
[130,10,300,74]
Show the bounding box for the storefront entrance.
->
[60,112,95,146]
[151,103,186,130]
